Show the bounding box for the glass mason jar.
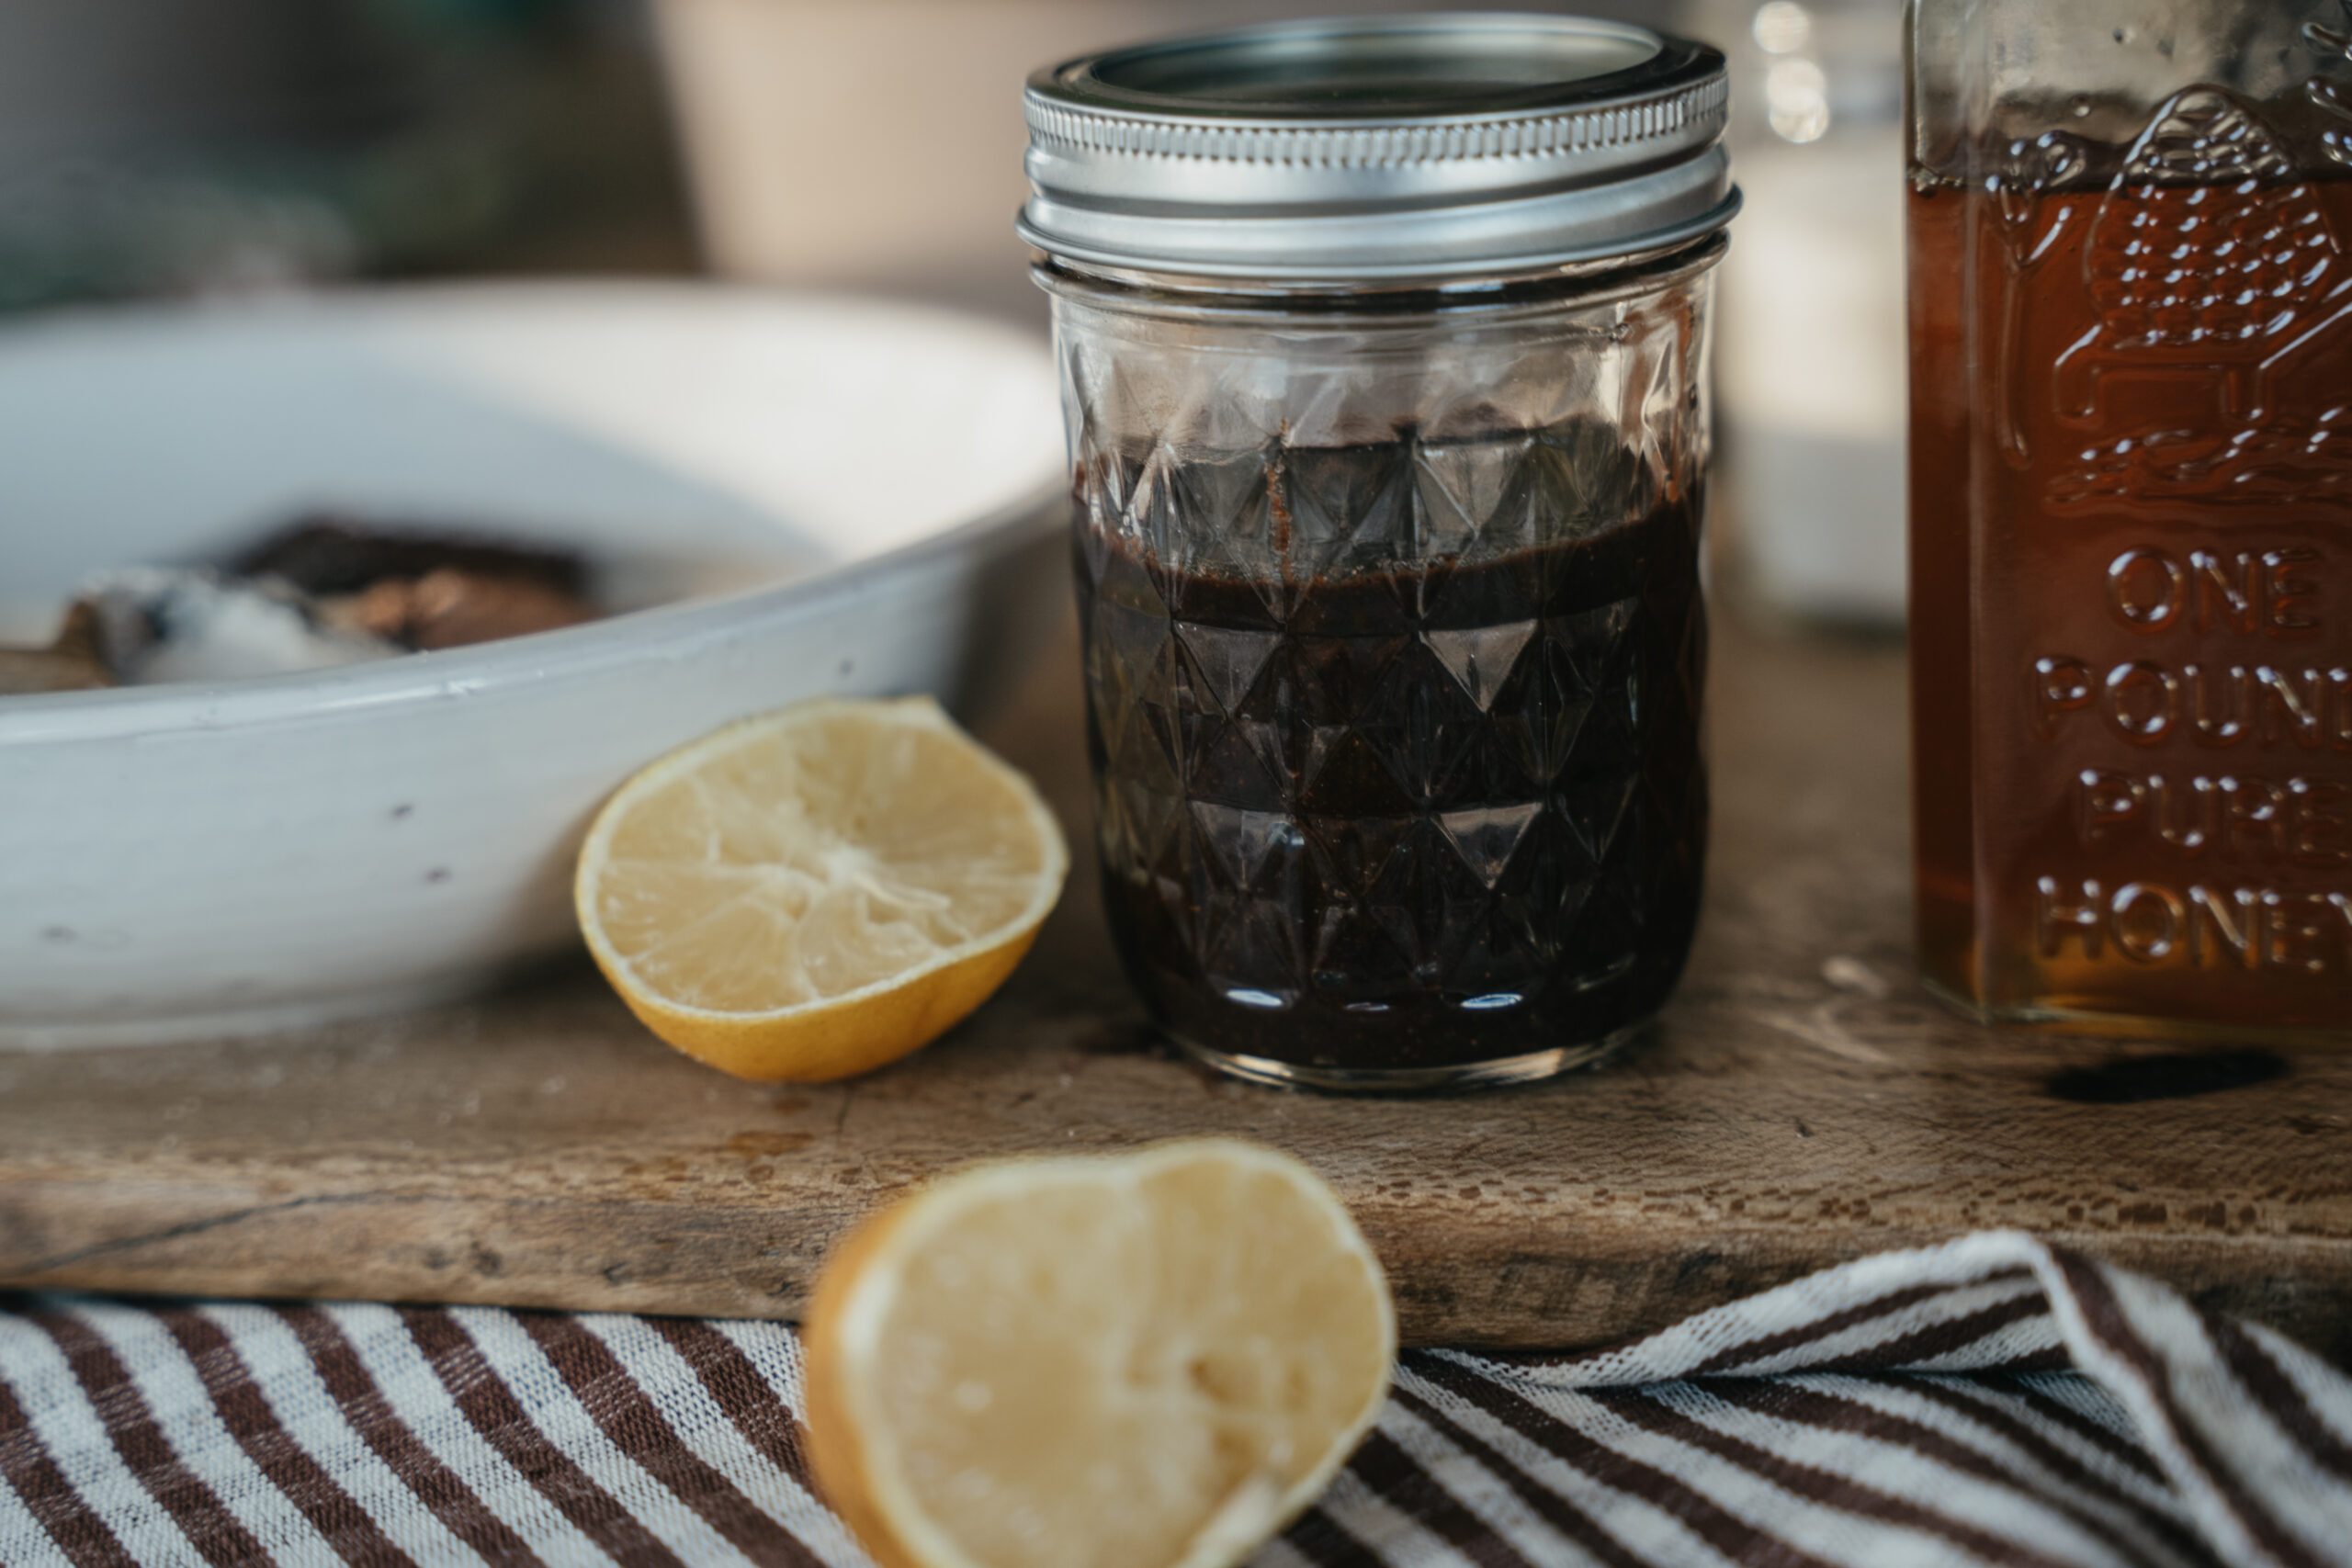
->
[1908,0,2352,1036]
[1020,16,1740,1089]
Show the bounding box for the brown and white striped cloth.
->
[3,1232,2347,1568]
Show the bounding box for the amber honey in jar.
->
[1907,0,2352,1034]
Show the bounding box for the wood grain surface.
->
[4,615,2348,1357]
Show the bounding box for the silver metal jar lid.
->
[1018,12,1738,283]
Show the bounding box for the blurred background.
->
[0,0,1909,623]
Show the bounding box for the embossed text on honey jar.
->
[2030,540,2346,750]
[2020,529,2351,977]
[2031,877,2352,973]
[2072,770,2350,866]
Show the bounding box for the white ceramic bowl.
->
[0,282,1069,1047]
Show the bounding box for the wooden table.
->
[5,615,2347,1357]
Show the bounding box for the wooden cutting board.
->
[5,615,2348,1356]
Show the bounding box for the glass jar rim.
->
[1030,231,1728,327]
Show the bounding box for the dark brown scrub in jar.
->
[1023,14,1738,1088]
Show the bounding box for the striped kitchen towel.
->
[2,1232,2347,1568]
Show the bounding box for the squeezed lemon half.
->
[803,1140,1396,1568]
[574,697,1068,1082]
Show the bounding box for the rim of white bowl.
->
[0,281,1069,747]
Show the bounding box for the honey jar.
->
[1908,0,2352,1034]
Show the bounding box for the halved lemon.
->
[803,1140,1396,1568]
[574,697,1068,1082]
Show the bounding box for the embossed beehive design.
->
[2088,92,2338,347]
[2061,90,2346,423]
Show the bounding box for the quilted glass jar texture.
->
[1049,263,1720,1086]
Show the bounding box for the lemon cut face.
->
[804,1141,1397,1568]
[575,697,1068,1081]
